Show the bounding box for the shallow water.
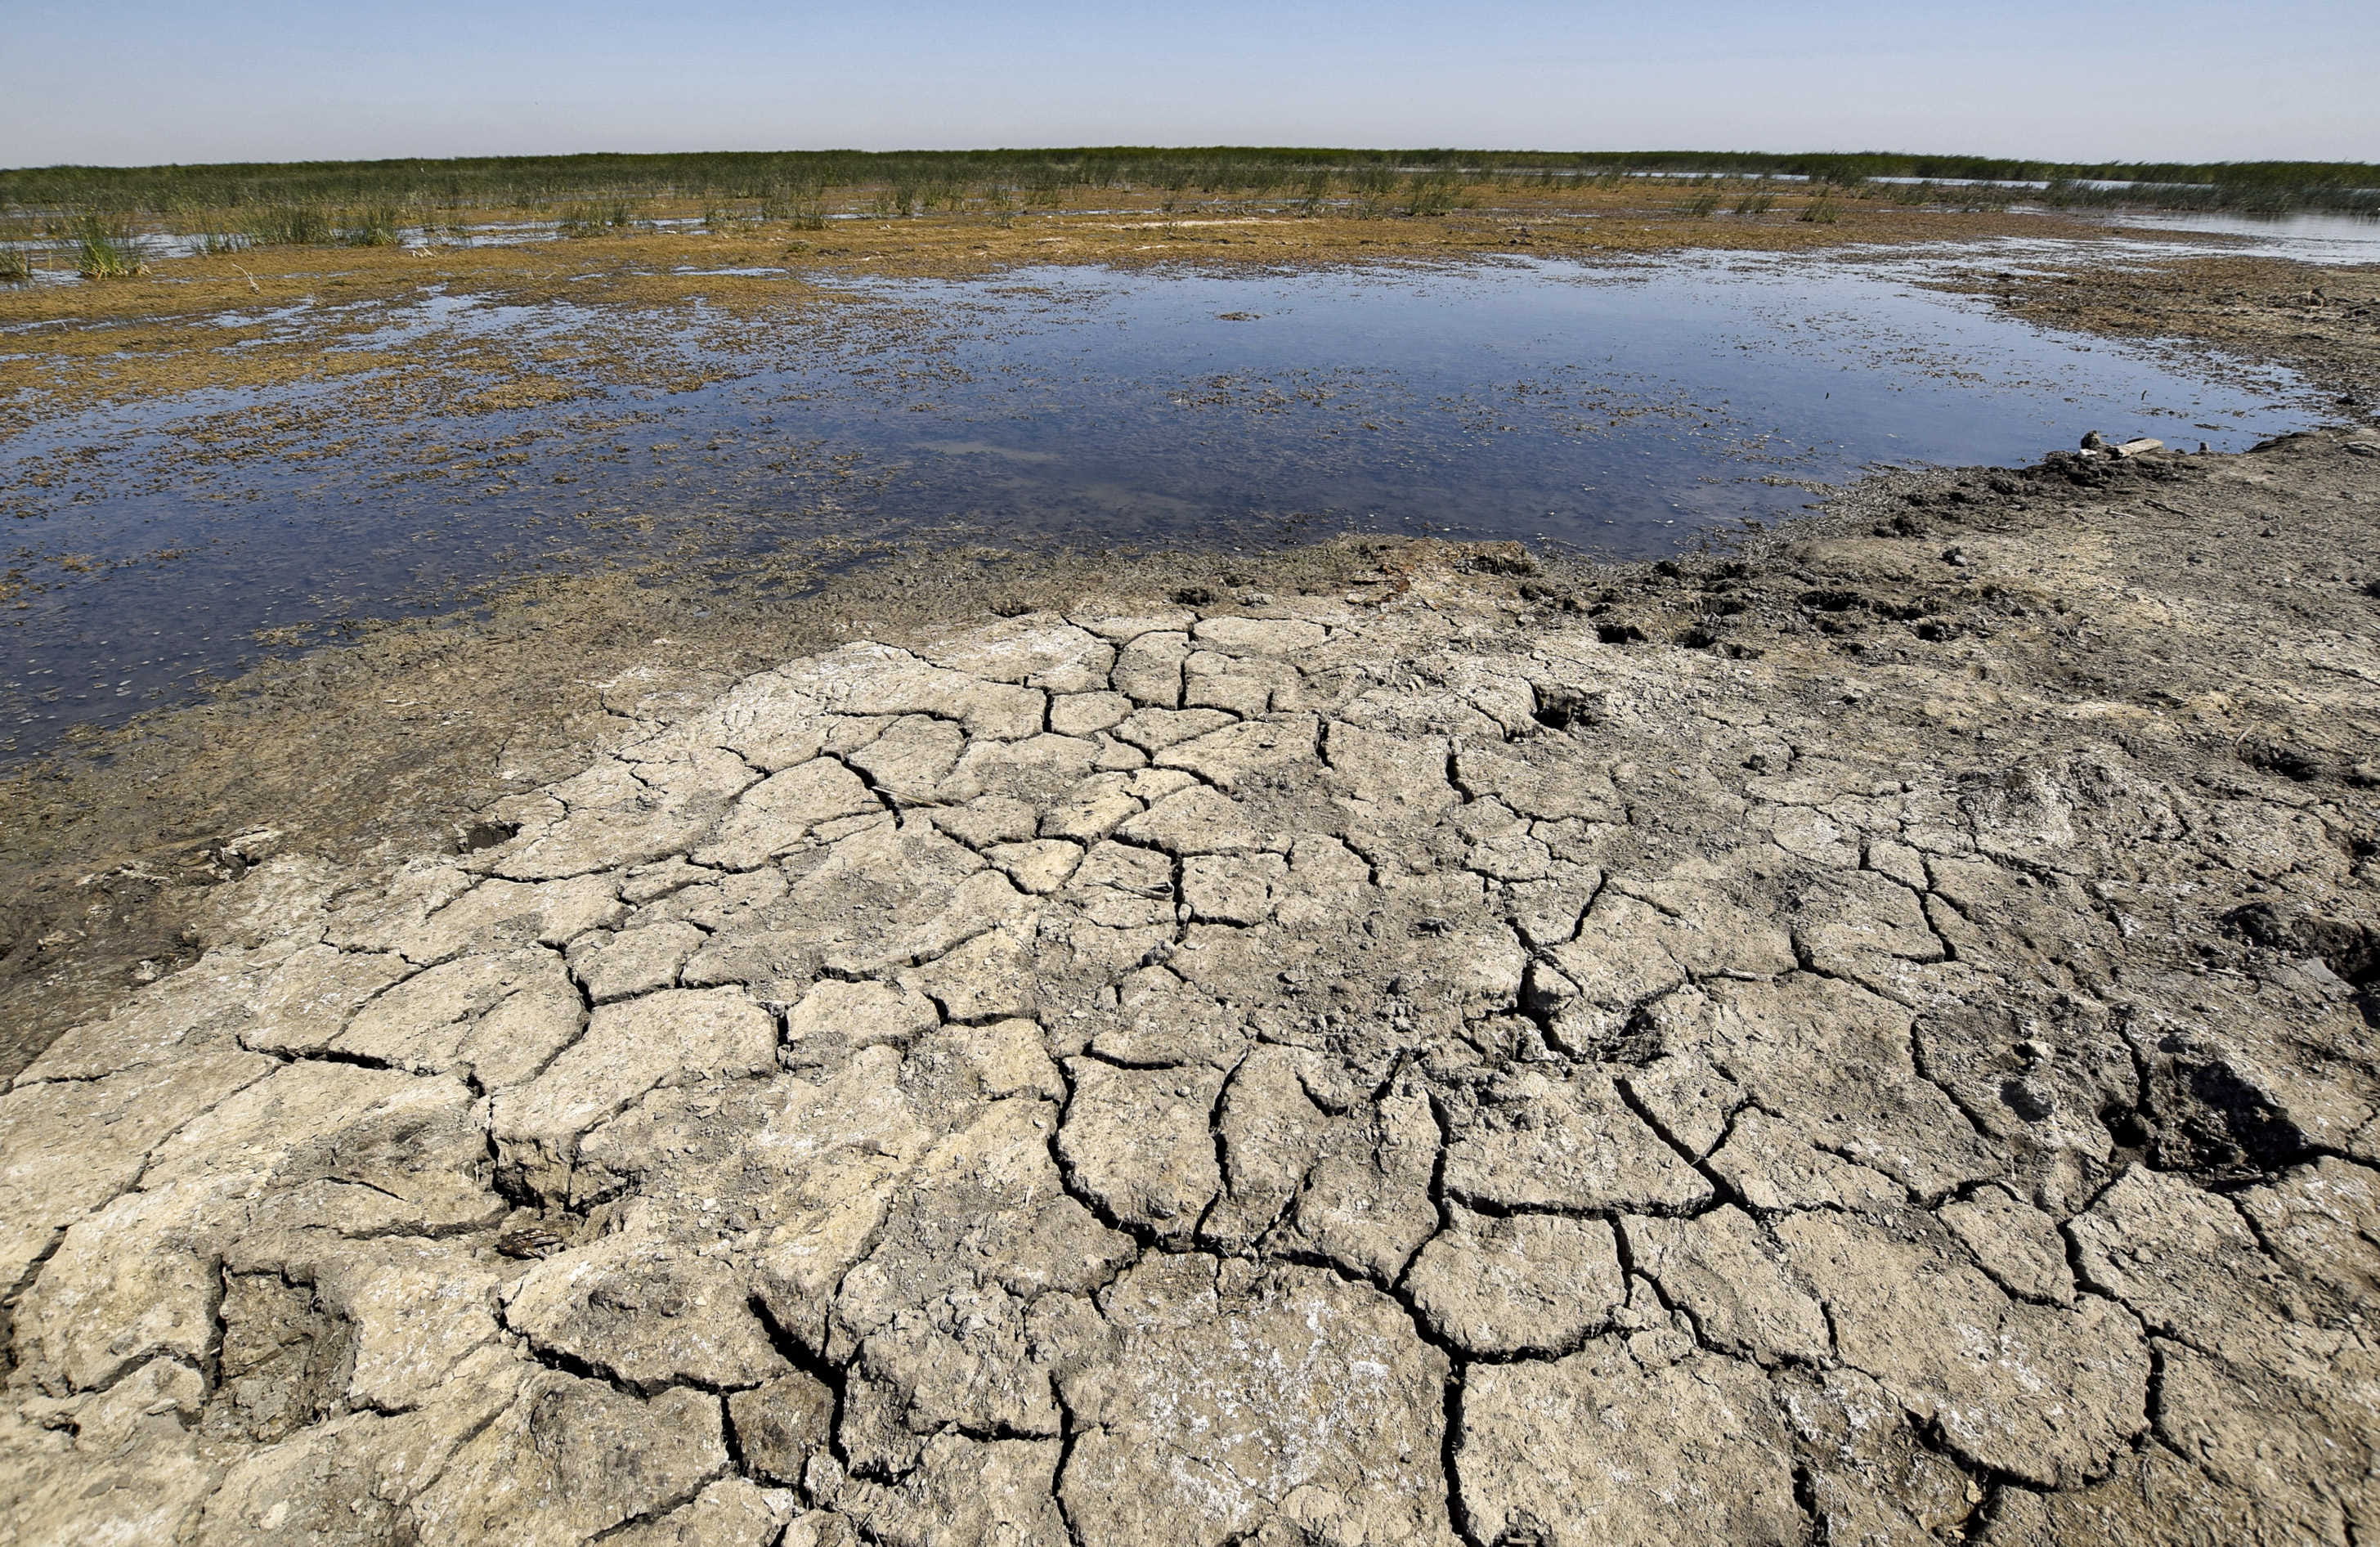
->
[0,251,2328,756]
[2063,209,2380,264]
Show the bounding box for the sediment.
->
[3,412,2378,1543]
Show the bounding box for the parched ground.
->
[2,425,2377,1545]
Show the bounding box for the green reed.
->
[69,215,147,278]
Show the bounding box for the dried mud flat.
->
[4,235,2380,1546]
[0,419,2376,1545]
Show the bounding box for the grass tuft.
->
[0,215,38,284]
[338,206,405,246]
[244,204,334,246]
[69,215,147,278]
[559,200,644,238]
[760,184,828,229]
[1348,165,1397,220]
[1403,173,1463,217]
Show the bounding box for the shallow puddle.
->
[0,249,2327,756]
[2069,209,2380,263]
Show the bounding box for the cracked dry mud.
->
[4,428,2380,1545]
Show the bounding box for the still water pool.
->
[0,249,2326,756]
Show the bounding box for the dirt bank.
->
[2,409,2378,1540]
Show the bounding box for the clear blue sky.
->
[7,0,2373,168]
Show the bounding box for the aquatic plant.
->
[1404,173,1463,217]
[5,148,2375,237]
[243,204,334,245]
[560,200,645,237]
[759,184,828,229]
[1800,195,1842,224]
[69,215,147,278]
[339,206,405,246]
[1731,192,1776,216]
[1348,165,1399,219]
[0,213,39,283]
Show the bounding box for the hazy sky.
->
[7,0,2374,168]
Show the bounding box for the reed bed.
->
[2,149,2368,276]
[558,200,648,238]
[0,213,38,284]
[7,148,2372,224]
[69,215,147,278]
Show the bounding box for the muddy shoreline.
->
[0,241,2371,1062]
[2,240,2373,1072]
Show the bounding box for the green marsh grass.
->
[338,206,405,246]
[6,148,2376,222]
[243,204,334,245]
[69,215,147,278]
[1403,173,1463,217]
[7,148,2374,260]
[0,214,38,283]
[760,184,829,229]
[1348,165,1398,220]
[559,200,645,238]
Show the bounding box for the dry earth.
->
[3,421,2378,1545]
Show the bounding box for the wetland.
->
[0,224,2342,756]
[2,150,2378,1547]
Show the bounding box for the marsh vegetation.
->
[65,215,146,278]
[0,147,2369,278]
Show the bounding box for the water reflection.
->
[0,251,2326,756]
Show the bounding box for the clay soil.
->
[0,217,2378,1545]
